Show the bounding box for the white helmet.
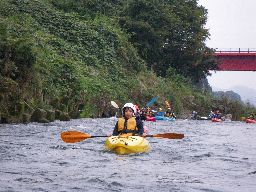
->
[122,103,137,116]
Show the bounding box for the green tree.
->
[120,0,218,82]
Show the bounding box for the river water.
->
[0,118,255,192]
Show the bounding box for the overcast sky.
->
[198,0,256,91]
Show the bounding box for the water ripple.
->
[0,119,256,191]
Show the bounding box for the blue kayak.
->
[155,116,176,121]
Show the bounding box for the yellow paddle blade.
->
[153,133,184,139]
[165,100,170,108]
[61,131,91,143]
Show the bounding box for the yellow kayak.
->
[105,136,150,155]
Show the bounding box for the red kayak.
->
[146,116,156,122]
[212,118,222,122]
[246,119,256,123]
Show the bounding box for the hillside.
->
[231,86,256,106]
[0,0,255,123]
[213,91,241,102]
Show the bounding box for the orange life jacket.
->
[117,117,138,132]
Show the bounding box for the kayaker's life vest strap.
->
[117,117,138,134]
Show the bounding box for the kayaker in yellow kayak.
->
[112,103,144,136]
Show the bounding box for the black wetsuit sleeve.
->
[112,122,119,136]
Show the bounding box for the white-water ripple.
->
[0,119,256,192]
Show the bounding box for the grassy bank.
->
[0,0,254,123]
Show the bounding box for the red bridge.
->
[214,48,256,71]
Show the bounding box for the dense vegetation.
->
[0,0,255,123]
[52,0,217,81]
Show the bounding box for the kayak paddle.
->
[110,101,122,117]
[61,131,108,143]
[110,101,119,109]
[146,133,184,139]
[61,131,184,143]
[165,100,170,108]
[146,97,159,107]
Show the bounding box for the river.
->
[0,118,255,192]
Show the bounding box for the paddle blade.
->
[146,97,159,107]
[61,131,91,143]
[153,133,184,139]
[165,100,170,108]
[111,101,119,109]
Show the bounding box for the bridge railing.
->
[215,48,256,53]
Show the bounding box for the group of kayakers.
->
[111,98,256,137]
[139,107,176,120]
[190,108,256,123]
[112,102,177,136]
[191,109,223,120]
